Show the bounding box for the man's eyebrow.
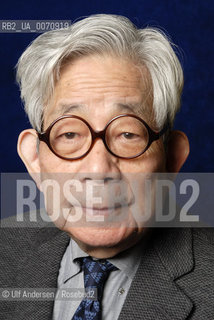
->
[116,102,145,115]
[54,103,86,115]
[52,101,145,117]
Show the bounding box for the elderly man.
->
[1,14,213,320]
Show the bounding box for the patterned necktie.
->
[72,256,117,320]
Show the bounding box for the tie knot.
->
[81,256,117,299]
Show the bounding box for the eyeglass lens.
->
[49,116,149,159]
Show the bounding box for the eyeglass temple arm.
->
[150,123,169,141]
[37,132,48,143]
[159,124,169,136]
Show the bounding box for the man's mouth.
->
[77,204,130,216]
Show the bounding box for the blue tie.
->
[72,256,117,320]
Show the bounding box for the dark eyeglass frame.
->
[37,114,168,160]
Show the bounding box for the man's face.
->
[38,54,166,256]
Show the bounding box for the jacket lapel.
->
[16,226,70,319]
[119,228,194,320]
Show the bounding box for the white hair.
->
[16,14,183,132]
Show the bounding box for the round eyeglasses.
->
[37,114,168,160]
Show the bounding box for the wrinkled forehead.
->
[43,54,154,129]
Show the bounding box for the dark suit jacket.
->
[1,215,214,319]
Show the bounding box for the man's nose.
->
[79,138,121,181]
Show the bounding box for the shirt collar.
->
[61,237,145,284]
[108,239,144,280]
[61,238,87,284]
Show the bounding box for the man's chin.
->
[64,225,139,256]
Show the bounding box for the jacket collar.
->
[119,228,194,320]
[16,225,70,319]
[154,228,194,279]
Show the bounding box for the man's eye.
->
[63,132,77,139]
[122,132,137,139]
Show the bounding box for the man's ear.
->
[17,129,41,188]
[166,130,190,173]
